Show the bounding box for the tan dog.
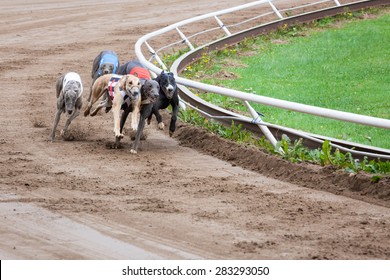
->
[84,74,141,139]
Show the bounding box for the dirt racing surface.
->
[0,0,389,259]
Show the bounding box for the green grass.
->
[182,10,390,149]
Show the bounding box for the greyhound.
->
[117,60,152,132]
[147,71,179,137]
[84,74,141,141]
[88,50,120,101]
[49,72,83,141]
[117,79,160,153]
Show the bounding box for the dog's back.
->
[63,72,83,95]
[91,50,120,79]
[117,60,151,82]
[56,72,83,98]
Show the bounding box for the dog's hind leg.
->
[84,101,93,117]
[87,85,93,102]
[90,98,107,116]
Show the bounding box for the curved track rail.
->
[136,0,390,160]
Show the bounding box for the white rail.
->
[135,0,390,153]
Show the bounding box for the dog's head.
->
[100,63,115,75]
[156,71,176,99]
[121,74,141,100]
[141,80,160,104]
[98,51,119,76]
[63,81,82,115]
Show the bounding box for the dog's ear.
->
[120,75,128,87]
[133,72,138,78]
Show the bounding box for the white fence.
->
[135,0,390,158]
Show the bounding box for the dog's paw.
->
[158,122,165,130]
[130,149,137,154]
[141,132,147,141]
[115,133,124,139]
[129,130,137,140]
[60,129,66,136]
[169,130,174,137]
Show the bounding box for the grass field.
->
[184,10,390,149]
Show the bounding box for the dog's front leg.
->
[169,101,179,137]
[131,104,152,154]
[112,101,124,140]
[61,109,80,137]
[130,108,140,131]
[49,110,62,141]
[154,108,165,130]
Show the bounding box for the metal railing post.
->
[144,41,168,71]
[244,101,281,152]
[176,27,195,50]
[214,16,232,36]
[269,1,283,19]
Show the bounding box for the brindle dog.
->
[117,79,159,153]
[49,72,83,141]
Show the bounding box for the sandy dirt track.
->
[0,0,389,259]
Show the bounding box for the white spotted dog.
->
[49,72,83,141]
[84,74,141,141]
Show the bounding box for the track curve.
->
[136,0,390,159]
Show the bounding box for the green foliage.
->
[181,8,390,149]
[173,8,390,176]
[178,108,390,175]
[276,135,312,163]
[179,109,254,144]
[319,140,333,166]
[275,135,390,175]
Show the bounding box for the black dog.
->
[88,50,120,101]
[147,71,179,137]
